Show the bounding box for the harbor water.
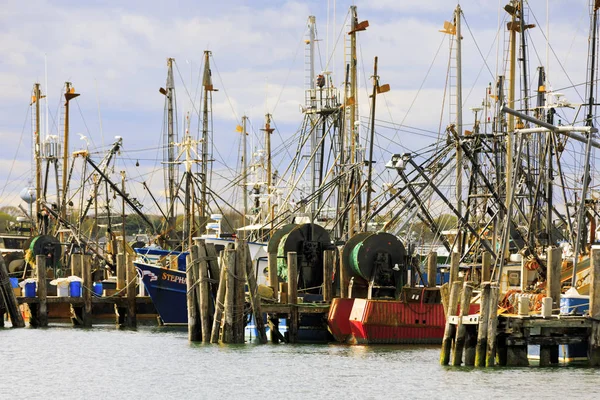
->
[1,324,600,399]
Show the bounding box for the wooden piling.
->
[82,254,92,327]
[287,251,299,344]
[210,255,228,344]
[125,254,137,328]
[450,251,459,284]
[116,253,126,293]
[71,253,82,277]
[475,282,491,367]
[339,247,348,299]
[485,285,500,367]
[244,243,267,344]
[234,241,247,343]
[222,249,236,344]
[451,281,474,366]
[481,252,491,283]
[323,250,335,301]
[547,246,562,310]
[0,255,24,328]
[196,243,211,343]
[36,255,48,327]
[440,281,462,365]
[589,248,600,366]
[268,252,279,302]
[427,252,437,287]
[186,246,201,341]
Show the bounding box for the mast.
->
[241,115,248,233]
[62,82,80,221]
[455,4,464,255]
[200,50,215,232]
[159,57,178,244]
[262,114,274,232]
[346,6,368,238]
[572,0,600,286]
[34,83,42,231]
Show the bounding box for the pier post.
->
[210,255,228,344]
[323,250,335,301]
[287,252,299,344]
[36,255,48,327]
[0,256,24,328]
[481,252,491,283]
[451,281,474,366]
[450,251,459,284]
[125,254,137,328]
[71,253,82,278]
[547,246,562,310]
[196,243,211,343]
[186,246,201,341]
[485,285,500,367]
[475,282,491,367]
[427,252,437,287]
[244,243,267,344]
[116,253,126,293]
[222,249,236,343]
[234,241,247,343]
[268,252,279,302]
[82,254,92,327]
[589,248,600,366]
[440,280,462,365]
[339,247,349,299]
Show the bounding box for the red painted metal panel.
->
[349,299,447,344]
[327,298,355,342]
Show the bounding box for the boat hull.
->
[135,262,187,325]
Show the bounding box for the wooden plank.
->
[36,255,48,327]
[244,241,267,344]
[205,243,220,299]
[287,252,299,344]
[71,253,82,278]
[339,246,348,299]
[450,251,459,284]
[116,253,126,293]
[186,247,201,341]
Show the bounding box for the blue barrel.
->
[24,282,36,297]
[69,281,82,297]
[9,277,18,288]
[92,282,103,296]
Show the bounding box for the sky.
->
[0,0,595,221]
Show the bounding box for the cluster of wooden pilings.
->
[187,239,267,344]
[1,251,143,329]
[440,247,600,367]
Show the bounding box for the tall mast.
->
[34,83,42,231]
[200,50,215,232]
[346,6,368,238]
[572,0,600,286]
[262,114,274,231]
[160,58,178,242]
[455,4,464,255]
[241,115,248,232]
[62,82,80,221]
